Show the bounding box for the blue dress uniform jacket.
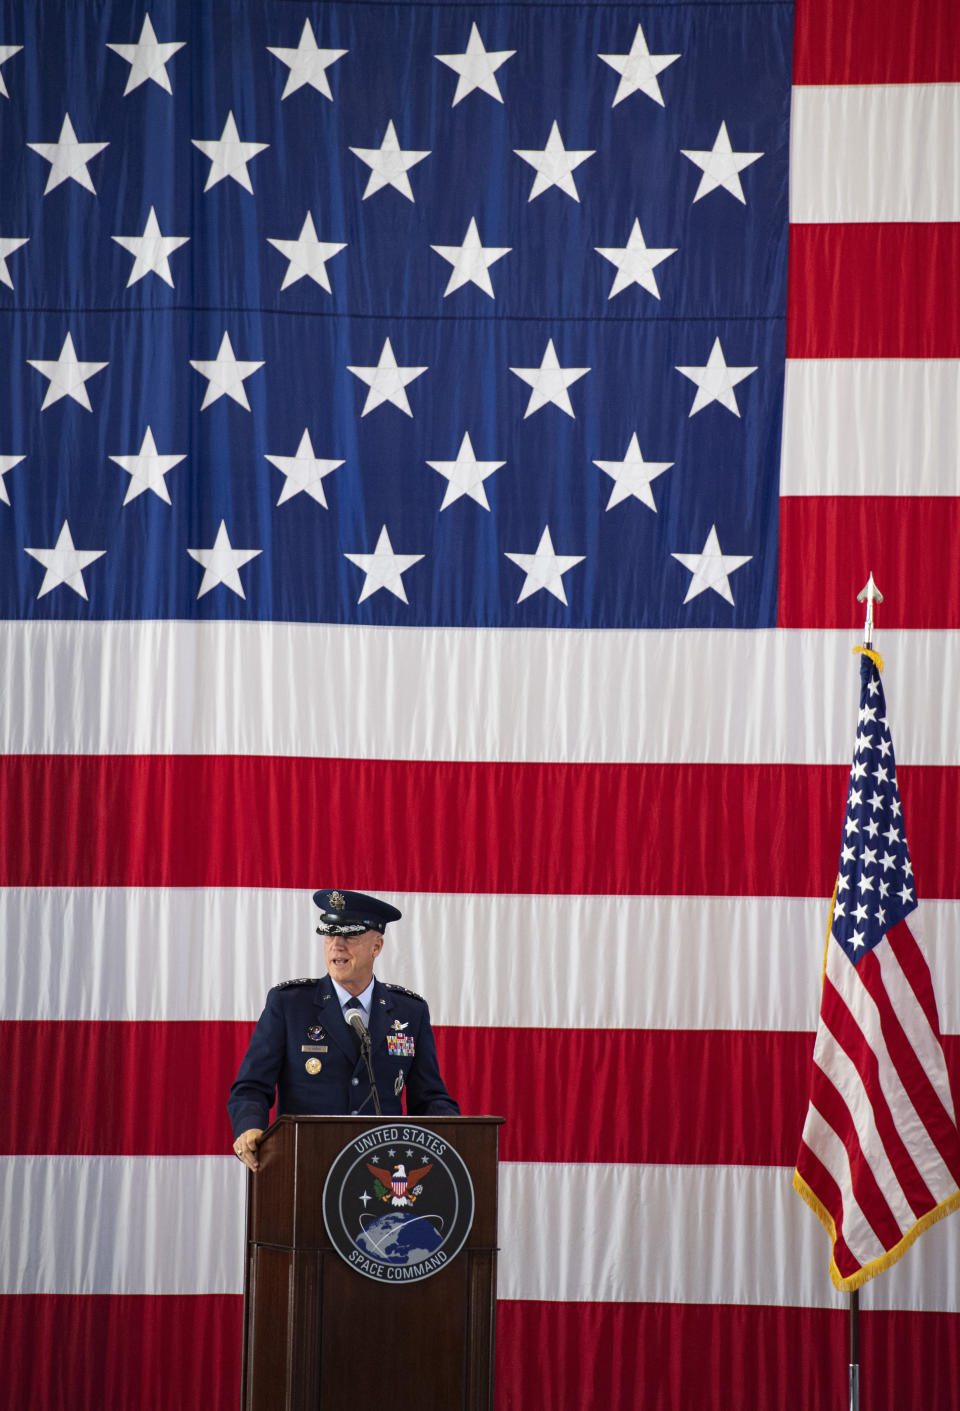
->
[228,973,459,1136]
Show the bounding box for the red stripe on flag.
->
[499,1301,960,1411]
[0,1295,243,1411]
[778,497,960,630]
[2,1296,958,1411]
[0,1021,248,1156]
[820,975,936,1218]
[6,1017,952,1165]
[0,1021,816,1166]
[793,0,960,83]
[787,225,960,358]
[806,1065,905,1248]
[857,950,960,1182]
[795,1140,860,1281]
[0,754,843,894]
[889,921,951,1043]
[403,1026,816,1166]
[0,753,916,894]
[6,755,960,896]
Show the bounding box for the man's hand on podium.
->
[234,1129,263,1172]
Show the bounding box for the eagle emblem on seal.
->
[366,1160,433,1207]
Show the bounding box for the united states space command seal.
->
[322,1123,474,1284]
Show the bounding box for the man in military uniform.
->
[229,889,459,1170]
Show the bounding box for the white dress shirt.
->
[331,974,375,1024]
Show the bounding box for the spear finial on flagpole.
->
[856,573,883,649]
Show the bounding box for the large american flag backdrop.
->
[1,1,958,1408]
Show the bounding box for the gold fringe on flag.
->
[852,645,884,673]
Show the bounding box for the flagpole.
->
[846,573,882,1411]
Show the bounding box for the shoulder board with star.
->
[384,982,426,1002]
[276,977,320,989]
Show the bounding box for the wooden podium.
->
[240,1115,503,1411]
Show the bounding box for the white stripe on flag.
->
[827,942,959,1204]
[799,1109,888,1270]
[5,1155,958,1310]
[812,1025,913,1230]
[10,886,958,1031]
[875,929,959,1121]
[1,1155,244,1295]
[790,83,960,223]
[4,888,959,1033]
[498,1159,960,1309]
[3,622,960,765]
[781,359,960,496]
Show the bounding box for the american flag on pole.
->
[795,648,960,1289]
[2,0,960,1408]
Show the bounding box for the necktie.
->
[344,996,363,1050]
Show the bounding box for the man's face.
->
[324,929,384,995]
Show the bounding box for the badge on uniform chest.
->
[304,1024,327,1071]
[386,1034,415,1056]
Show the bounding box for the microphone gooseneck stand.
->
[346,1010,383,1116]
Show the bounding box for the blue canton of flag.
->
[0,1,792,629]
[831,652,916,964]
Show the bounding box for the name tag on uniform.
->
[301,1044,328,1053]
[386,1034,415,1056]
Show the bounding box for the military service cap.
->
[313,888,402,936]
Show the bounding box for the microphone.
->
[346,1007,368,1042]
[345,1006,382,1116]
